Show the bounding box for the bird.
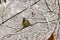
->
[16,18,32,32]
[22,18,31,29]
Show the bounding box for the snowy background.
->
[0,0,60,40]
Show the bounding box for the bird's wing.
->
[26,20,31,25]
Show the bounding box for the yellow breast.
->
[22,20,30,27]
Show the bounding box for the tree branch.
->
[45,0,52,12]
[0,0,1,4]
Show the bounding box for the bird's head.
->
[23,18,25,22]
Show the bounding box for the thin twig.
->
[45,0,52,12]
[56,0,60,39]
[16,21,47,33]
[58,0,59,6]
[1,0,14,16]
[0,0,1,4]
[58,0,60,19]
[4,0,6,3]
